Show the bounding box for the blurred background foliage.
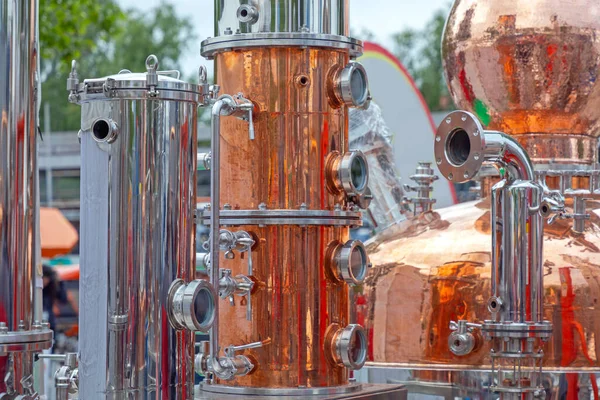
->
[41,0,194,131]
[41,0,452,132]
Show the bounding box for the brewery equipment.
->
[58,0,406,399]
[69,56,215,398]
[359,0,600,398]
[0,1,53,398]
[195,1,404,398]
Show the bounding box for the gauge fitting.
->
[327,324,367,370]
[326,150,370,199]
[168,279,217,332]
[328,240,370,286]
[330,62,370,109]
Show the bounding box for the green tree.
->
[40,0,124,75]
[392,8,452,112]
[41,1,195,132]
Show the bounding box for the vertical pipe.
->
[209,101,224,363]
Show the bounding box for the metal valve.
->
[233,93,255,140]
[38,353,79,400]
[448,320,482,356]
[541,189,568,225]
[219,269,254,320]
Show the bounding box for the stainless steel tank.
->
[0,0,53,397]
[71,56,214,399]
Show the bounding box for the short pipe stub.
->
[331,324,368,370]
[168,279,217,332]
[91,118,118,143]
[333,240,369,286]
[237,4,259,24]
[435,111,484,183]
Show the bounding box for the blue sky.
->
[119,0,451,76]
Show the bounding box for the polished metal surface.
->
[214,0,349,37]
[403,162,438,216]
[435,111,561,396]
[196,383,407,399]
[197,208,363,226]
[357,365,600,400]
[76,59,200,399]
[201,33,362,59]
[205,35,369,390]
[0,0,46,396]
[442,0,600,166]
[359,2,600,392]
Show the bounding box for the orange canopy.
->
[40,207,78,258]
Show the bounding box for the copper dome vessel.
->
[359,0,600,398]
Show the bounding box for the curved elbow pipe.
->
[434,111,534,183]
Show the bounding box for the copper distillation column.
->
[193,0,400,397]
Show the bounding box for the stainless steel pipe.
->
[436,110,561,397]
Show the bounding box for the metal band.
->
[0,329,53,355]
[201,33,363,59]
[196,208,363,227]
[481,321,553,339]
[199,382,363,396]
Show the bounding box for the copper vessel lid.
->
[442,0,600,163]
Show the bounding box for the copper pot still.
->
[359,0,600,398]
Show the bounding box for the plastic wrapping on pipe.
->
[349,102,407,233]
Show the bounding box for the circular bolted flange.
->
[435,111,485,183]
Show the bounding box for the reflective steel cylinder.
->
[214,0,349,36]
[74,65,202,399]
[200,0,371,393]
[0,0,48,396]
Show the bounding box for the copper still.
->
[195,1,404,398]
[358,0,600,398]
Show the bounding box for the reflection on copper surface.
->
[364,203,600,370]
[442,0,600,164]
[214,47,352,388]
